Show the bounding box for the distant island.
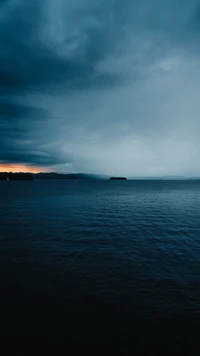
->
[109,177,127,180]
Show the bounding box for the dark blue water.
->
[0,180,200,352]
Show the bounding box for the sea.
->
[0,180,200,352]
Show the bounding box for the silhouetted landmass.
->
[109,177,127,180]
[1,172,197,181]
[34,173,103,180]
[0,173,33,180]
[0,172,106,181]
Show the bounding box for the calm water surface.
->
[0,180,200,351]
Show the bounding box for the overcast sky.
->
[1,0,200,176]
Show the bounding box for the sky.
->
[1,0,200,177]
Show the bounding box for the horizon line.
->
[0,171,199,180]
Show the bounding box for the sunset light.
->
[0,164,47,173]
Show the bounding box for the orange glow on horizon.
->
[0,164,48,173]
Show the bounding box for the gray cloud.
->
[0,0,123,93]
[0,0,200,175]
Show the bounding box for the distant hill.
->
[1,172,197,181]
[33,172,105,180]
[0,172,107,180]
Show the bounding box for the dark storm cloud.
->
[0,0,131,168]
[0,96,69,166]
[0,0,123,94]
[0,132,72,166]
[0,98,46,119]
[1,0,198,95]
[0,0,128,168]
[1,0,200,174]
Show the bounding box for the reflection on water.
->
[0,180,200,351]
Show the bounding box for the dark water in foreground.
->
[0,180,200,352]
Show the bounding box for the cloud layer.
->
[1,0,200,176]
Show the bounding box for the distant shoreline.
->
[0,171,199,181]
